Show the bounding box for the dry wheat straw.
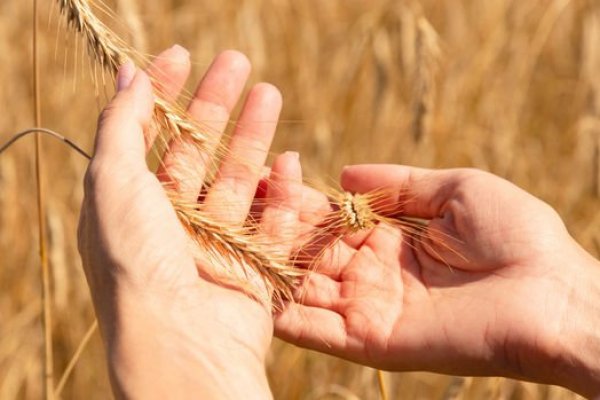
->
[53,320,98,397]
[0,128,91,159]
[33,1,55,398]
[376,369,388,400]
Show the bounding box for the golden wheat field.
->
[0,0,599,398]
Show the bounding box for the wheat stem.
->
[33,0,55,398]
[377,370,388,400]
[54,321,98,397]
[0,128,91,160]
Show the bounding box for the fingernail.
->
[170,44,190,59]
[285,151,300,160]
[117,60,136,91]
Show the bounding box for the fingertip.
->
[271,151,302,182]
[251,82,283,109]
[167,44,191,61]
[95,69,155,161]
[217,49,252,73]
[154,44,191,79]
[128,70,155,115]
[117,60,136,91]
[340,164,369,192]
[152,44,191,69]
[285,151,300,161]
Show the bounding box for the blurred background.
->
[0,0,598,398]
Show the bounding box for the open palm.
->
[276,164,580,382]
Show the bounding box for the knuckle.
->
[192,89,231,115]
[454,167,490,183]
[450,168,497,194]
[224,162,258,190]
[83,158,110,195]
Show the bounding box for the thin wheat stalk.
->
[33,1,55,399]
[0,128,92,159]
[54,320,98,397]
[594,132,600,198]
[376,370,388,400]
[0,126,93,396]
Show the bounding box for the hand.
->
[275,165,600,398]
[78,46,299,399]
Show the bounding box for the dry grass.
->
[0,0,598,398]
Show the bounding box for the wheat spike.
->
[57,0,213,146]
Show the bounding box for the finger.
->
[158,50,251,201]
[252,166,331,226]
[297,238,356,280]
[360,224,404,262]
[261,152,303,255]
[341,164,469,219]
[147,44,191,102]
[298,185,332,226]
[274,303,348,355]
[204,83,282,225]
[93,65,154,170]
[144,45,191,151]
[295,272,342,311]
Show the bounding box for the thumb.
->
[340,164,464,219]
[93,62,155,169]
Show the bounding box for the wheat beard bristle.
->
[57,1,212,145]
[58,0,125,71]
[175,204,305,306]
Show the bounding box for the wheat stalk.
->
[32,1,55,398]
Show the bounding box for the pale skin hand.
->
[78,46,302,399]
[275,165,600,398]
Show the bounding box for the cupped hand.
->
[275,164,600,397]
[78,45,299,399]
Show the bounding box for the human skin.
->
[78,45,600,399]
[275,165,600,398]
[77,46,297,399]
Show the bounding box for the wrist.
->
[492,242,600,398]
[551,250,600,398]
[508,246,600,398]
[103,287,273,399]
